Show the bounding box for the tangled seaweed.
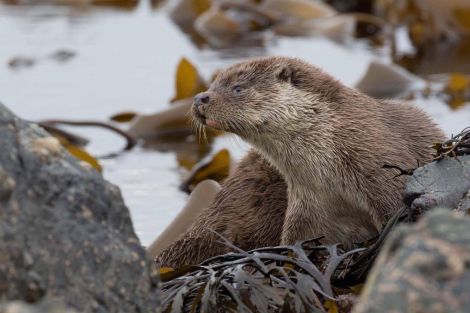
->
[158,204,421,313]
[159,239,360,313]
[433,127,470,160]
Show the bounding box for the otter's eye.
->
[232,85,243,94]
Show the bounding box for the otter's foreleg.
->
[280,198,329,245]
[280,197,379,246]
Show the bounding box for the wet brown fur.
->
[156,56,445,268]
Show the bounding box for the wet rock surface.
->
[404,155,470,213]
[0,104,158,312]
[353,209,470,313]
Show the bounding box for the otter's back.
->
[378,100,446,163]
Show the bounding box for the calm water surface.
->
[1,1,468,245]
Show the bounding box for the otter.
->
[156,56,445,268]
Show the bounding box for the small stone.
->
[8,57,35,70]
[49,50,76,63]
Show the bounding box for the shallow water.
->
[1,1,469,246]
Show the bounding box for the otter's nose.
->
[194,93,210,108]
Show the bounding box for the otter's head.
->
[192,56,339,141]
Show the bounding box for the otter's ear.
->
[277,66,293,83]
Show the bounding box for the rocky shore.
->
[1,103,469,313]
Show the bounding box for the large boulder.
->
[0,104,158,312]
[353,209,470,313]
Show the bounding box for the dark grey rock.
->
[0,104,158,312]
[404,155,470,213]
[353,209,470,313]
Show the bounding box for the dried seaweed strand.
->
[433,127,470,160]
